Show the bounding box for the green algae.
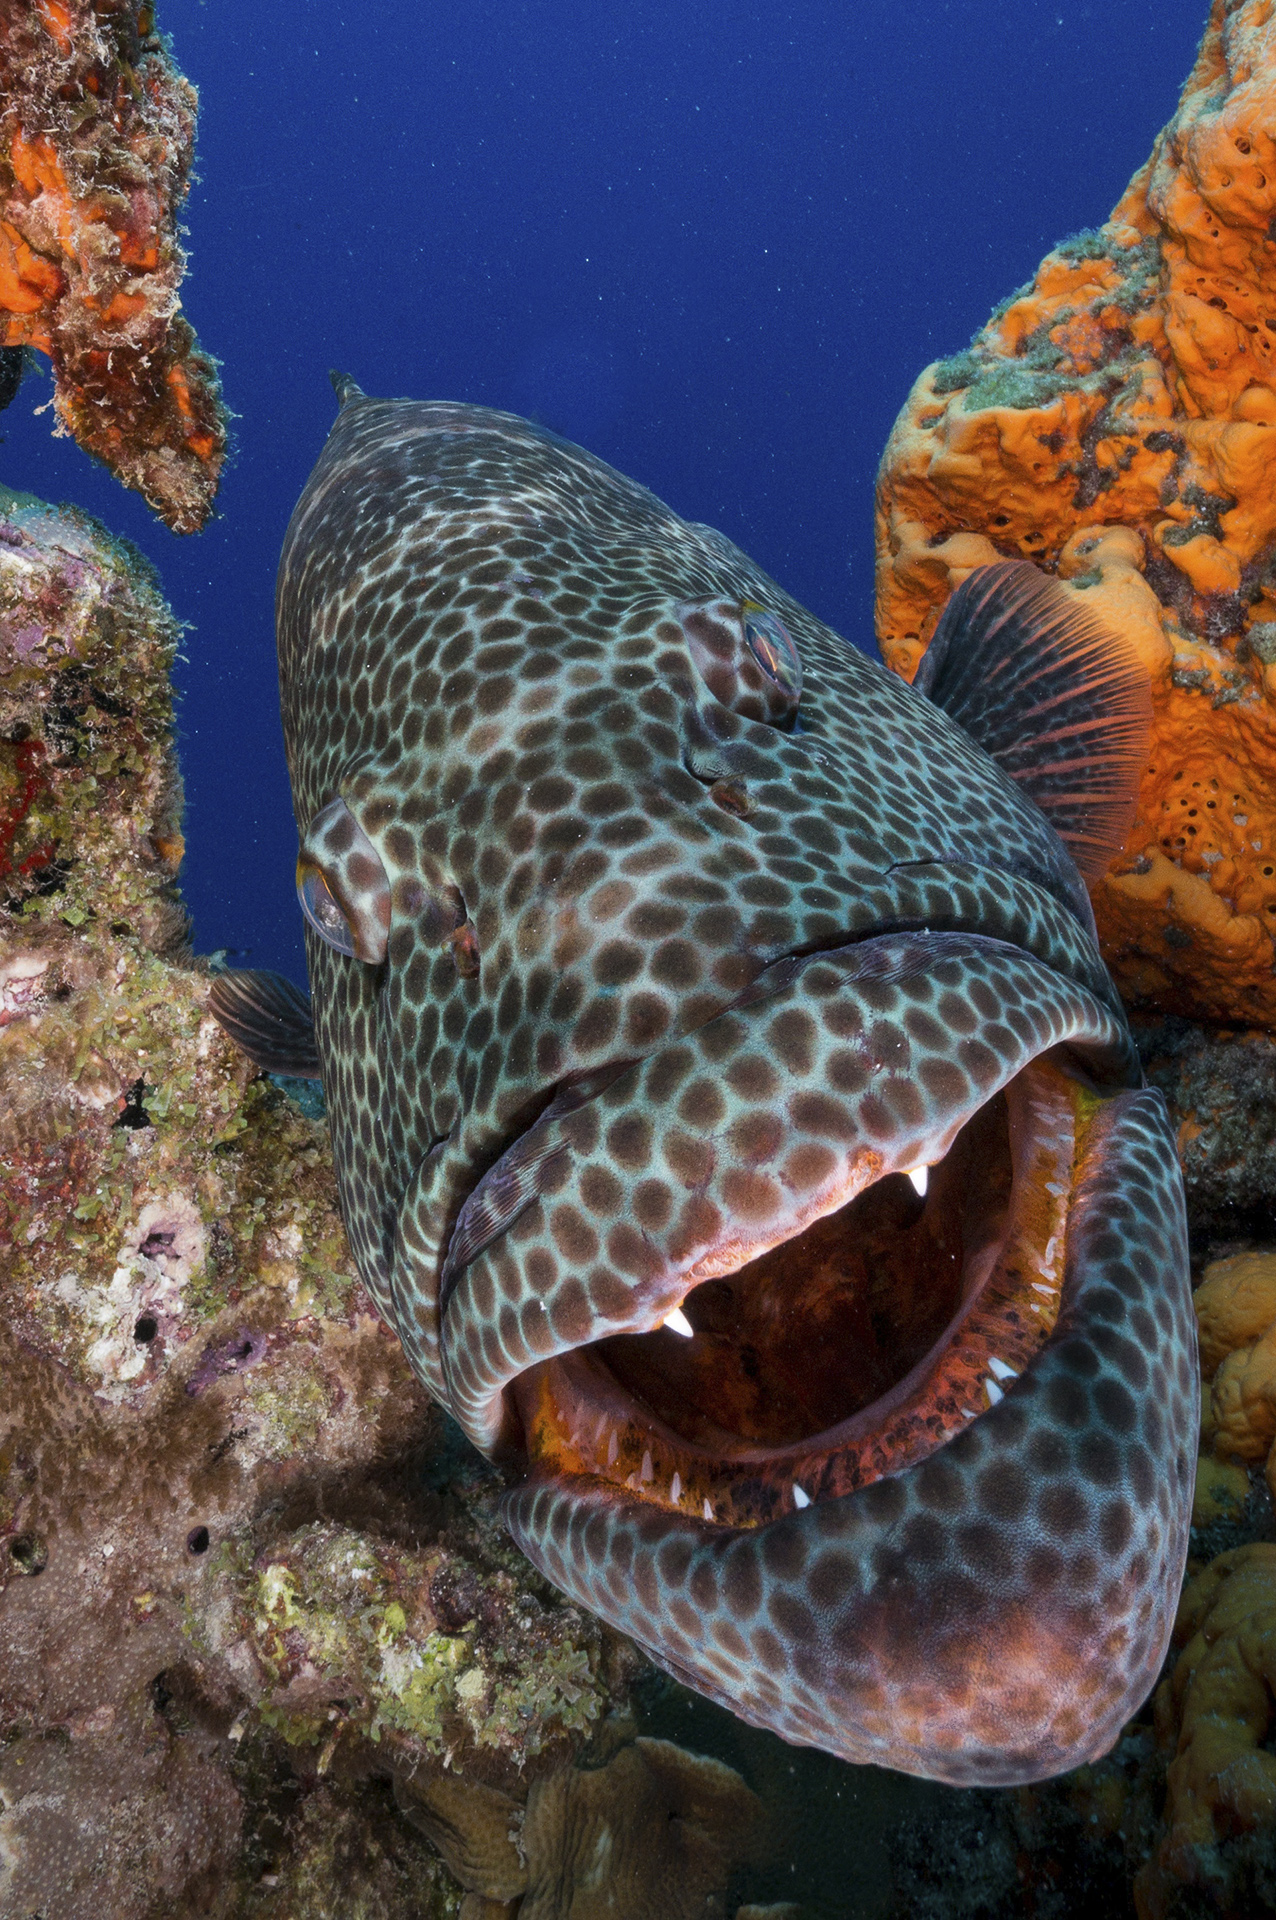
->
[237,1517,620,1764]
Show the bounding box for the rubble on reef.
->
[0,0,224,531]
[875,0,1276,1028]
[1136,1017,1276,1237]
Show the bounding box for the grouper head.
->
[212,382,1196,1785]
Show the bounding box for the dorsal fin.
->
[329,370,367,409]
[207,968,321,1079]
[911,560,1152,882]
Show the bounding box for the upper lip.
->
[435,868,1123,1321]
[435,933,862,1312]
[434,923,1134,1463]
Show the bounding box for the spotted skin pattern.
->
[273,390,1196,1784]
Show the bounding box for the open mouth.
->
[510,1053,1090,1528]
[437,927,1137,1526]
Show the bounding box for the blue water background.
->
[1,0,1209,981]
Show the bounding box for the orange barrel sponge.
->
[1136,1544,1276,1918]
[0,1,224,532]
[875,0,1276,1027]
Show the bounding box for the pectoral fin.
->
[207,968,321,1078]
[911,561,1152,881]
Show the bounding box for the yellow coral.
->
[1190,1452,1250,1528]
[1204,1323,1276,1463]
[1137,1546,1276,1916]
[1195,1250,1276,1374]
[875,0,1276,1025]
[1191,1250,1276,1510]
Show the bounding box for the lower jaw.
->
[510,1051,1101,1529]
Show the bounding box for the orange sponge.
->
[876,0,1276,1026]
[0,1,224,531]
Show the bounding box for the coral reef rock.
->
[0,489,639,1917]
[1196,1250,1276,1500]
[1136,1017,1276,1238]
[0,0,224,531]
[875,0,1276,1026]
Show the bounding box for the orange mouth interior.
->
[511,1053,1099,1528]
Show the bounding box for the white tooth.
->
[671,1471,682,1503]
[792,1483,811,1509]
[703,1498,714,1521]
[1031,1283,1054,1297]
[907,1166,928,1196]
[987,1355,1018,1381]
[606,1429,619,1467]
[640,1449,654,1484]
[662,1306,694,1338]
[984,1377,1004,1405]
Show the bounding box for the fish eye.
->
[678,597,802,727]
[296,861,359,957]
[742,602,801,699]
[295,796,391,964]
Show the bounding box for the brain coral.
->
[875,0,1276,1026]
[0,0,224,531]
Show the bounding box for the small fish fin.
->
[206,968,321,1078]
[329,370,367,409]
[440,1131,572,1302]
[911,560,1152,882]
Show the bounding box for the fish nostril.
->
[447,922,481,978]
[708,778,754,818]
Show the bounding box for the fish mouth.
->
[436,927,1136,1496]
[511,1054,1090,1525]
[433,929,1192,1785]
